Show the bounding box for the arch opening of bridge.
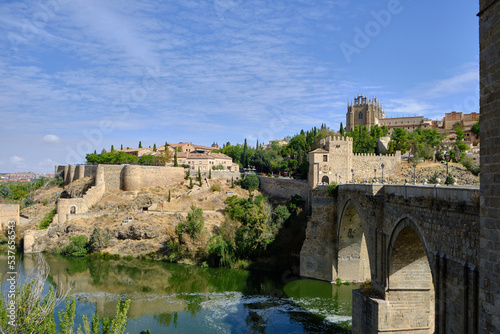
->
[386,218,435,333]
[337,202,370,282]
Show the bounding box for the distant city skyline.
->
[0,0,479,173]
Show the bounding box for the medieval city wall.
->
[0,204,19,230]
[351,151,401,181]
[258,176,310,207]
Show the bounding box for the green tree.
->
[138,141,142,148]
[88,227,110,253]
[153,144,157,152]
[168,190,171,202]
[62,236,88,257]
[174,151,178,167]
[139,154,156,165]
[0,185,10,198]
[176,205,205,242]
[471,121,480,139]
[273,205,290,227]
[339,122,345,136]
[347,125,376,153]
[390,128,411,154]
[209,169,212,179]
[120,144,123,150]
[241,174,259,192]
[111,145,114,152]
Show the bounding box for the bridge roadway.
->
[300,183,480,333]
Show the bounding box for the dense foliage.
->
[241,174,260,192]
[88,228,110,253]
[86,150,172,165]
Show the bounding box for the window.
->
[323,155,328,162]
[358,112,363,120]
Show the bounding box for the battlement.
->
[320,136,353,146]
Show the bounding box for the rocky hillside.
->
[24,177,254,257]
[399,161,479,186]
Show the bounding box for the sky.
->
[0,0,480,173]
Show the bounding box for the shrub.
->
[62,235,88,257]
[241,174,259,192]
[38,208,57,230]
[24,198,36,207]
[445,174,455,185]
[326,182,339,198]
[461,155,480,176]
[207,235,236,267]
[273,205,291,227]
[88,227,110,253]
[210,184,221,192]
[176,205,204,242]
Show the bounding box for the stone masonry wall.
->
[0,204,19,230]
[479,0,500,332]
[351,151,401,181]
[300,189,336,281]
[258,176,310,208]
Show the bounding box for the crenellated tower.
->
[346,94,385,131]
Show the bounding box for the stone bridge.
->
[300,184,480,333]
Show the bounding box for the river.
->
[1,254,357,333]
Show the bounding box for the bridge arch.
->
[386,216,435,332]
[336,199,371,282]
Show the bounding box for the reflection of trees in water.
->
[87,260,110,285]
[154,312,179,328]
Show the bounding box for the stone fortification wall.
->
[351,151,401,181]
[121,165,184,191]
[102,165,124,190]
[0,204,19,230]
[208,170,241,182]
[258,176,310,207]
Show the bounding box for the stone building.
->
[346,95,385,131]
[176,152,239,171]
[345,95,480,144]
[308,136,401,187]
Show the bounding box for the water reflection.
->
[0,254,356,333]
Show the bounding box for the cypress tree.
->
[189,177,193,189]
[209,169,212,179]
[153,143,157,152]
[111,145,114,152]
[168,190,171,202]
[121,144,123,150]
[174,151,178,167]
[138,141,142,148]
[165,141,168,151]
[340,122,345,136]
[231,176,234,188]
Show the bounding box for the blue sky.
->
[0,0,479,173]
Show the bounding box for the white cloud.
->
[10,156,26,168]
[43,134,61,144]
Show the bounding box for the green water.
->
[1,254,357,333]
